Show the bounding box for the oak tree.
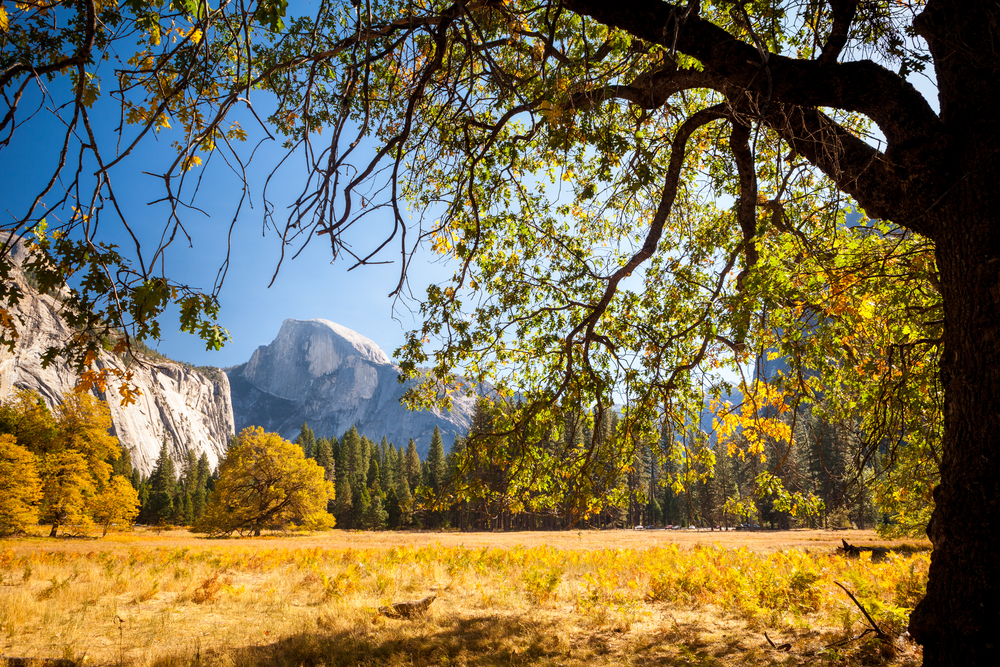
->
[195,427,334,536]
[91,474,141,536]
[0,433,42,535]
[1,1,997,663]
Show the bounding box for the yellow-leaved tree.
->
[39,449,95,537]
[91,475,141,537]
[195,427,334,537]
[1,387,128,536]
[0,433,42,535]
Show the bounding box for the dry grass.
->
[0,529,929,667]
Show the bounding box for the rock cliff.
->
[0,243,234,475]
[227,319,475,458]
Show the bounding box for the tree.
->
[141,438,177,525]
[0,388,58,454]
[314,436,335,482]
[54,389,122,485]
[91,475,141,537]
[295,422,317,458]
[425,427,446,494]
[2,1,998,662]
[405,439,422,493]
[195,427,334,537]
[39,450,95,537]
[0,434,42,535]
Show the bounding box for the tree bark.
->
[908,201,1000,665]
[906,2,1000,663]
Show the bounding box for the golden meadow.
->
[0,530,928,666]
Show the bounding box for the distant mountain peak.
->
[229,318,474,458]
[281,318,391,366]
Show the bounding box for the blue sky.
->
[1,3,940,374]
[1,52,451,370]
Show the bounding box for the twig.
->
[764,631,792,651]
[834,581,890,642]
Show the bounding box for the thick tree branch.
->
[730,120,758,290]
[818,0,860,65]
[570,103,729,349]
[561,0,945,233]
[568,65,726,110]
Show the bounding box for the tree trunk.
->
[908,201,1000,664]
[905,3,1000,663]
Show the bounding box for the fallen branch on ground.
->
[378,594,437,619]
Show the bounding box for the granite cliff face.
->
[227,319,475,458]
[0,244,234,475]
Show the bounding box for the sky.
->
[0,56,452,370]
[1,2,940,374]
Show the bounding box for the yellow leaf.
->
[182,154,202,171]
[0,7,8,33]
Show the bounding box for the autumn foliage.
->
[0,388,138,536]
[196,427,335,537]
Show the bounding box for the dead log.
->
[378,594,437,619]
[837,539,890,562]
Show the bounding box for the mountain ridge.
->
[226,317,475,459]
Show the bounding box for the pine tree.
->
[363,491,388,530]
[378,437,392,491]
[111,445,136,481]
[192,488,207,522]
[296,422,317,458]
[426,426,446,493]
[351,484,370,529]
[386,486,402,529]
[195,453,212,494]
[386,443,401,489]
[142,438,176,525]
[405,439,421,491]
[314,437,335,481]
[342,426,366,489]
[367,455,381,493]
[334,473,353,528]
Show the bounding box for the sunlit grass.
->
[0,532,927,666]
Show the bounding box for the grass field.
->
[0,529,930,666]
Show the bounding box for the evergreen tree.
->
[111,445,136,482]
[363,491,388,529]
[314,437,335,481]
[396,477,413,526]
[351,484,370,529]
[195,453,212,494]
[405,439,421,491]
[367,455,381,493]
[192,488,207,522]
[342,426,366,488]
[178,492,194,525]
[378,437,392,491]
[386,444,402,489]
[426,426,446,493]
[142,438,176,524]
[295,422,317,458]
[334,473,353,528]
[386,486,402,529]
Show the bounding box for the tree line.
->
[399,397,886,533]
[1,388,900,537]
